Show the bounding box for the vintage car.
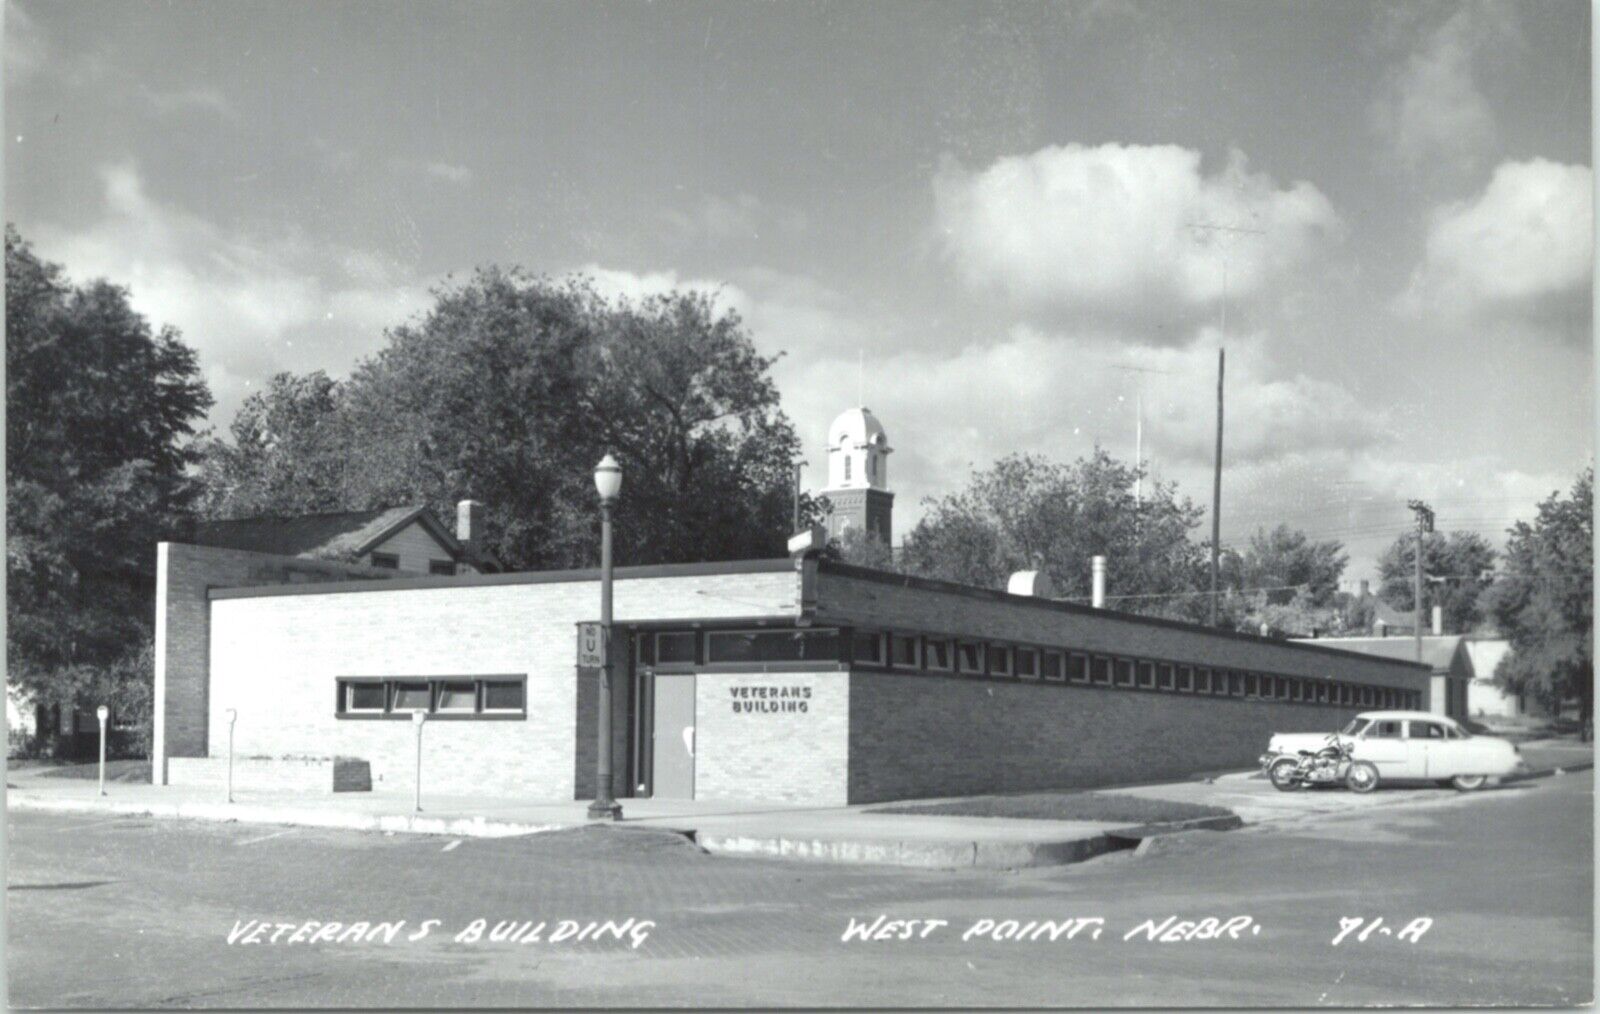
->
[1260,710,1523,792]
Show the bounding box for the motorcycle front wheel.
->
[1268,757,1302,792]
[1345,762,1380,794]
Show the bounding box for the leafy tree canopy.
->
[1377,529,1497,633]
[1483,468,1592,723]
[6,225,212,708]
[198,268,802,570]
[898,450,1209,620]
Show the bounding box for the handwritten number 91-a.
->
[1332,916,1432,946]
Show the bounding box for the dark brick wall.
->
[847,669,1362,803]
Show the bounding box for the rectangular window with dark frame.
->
[1132,660,1152,689]
[429,559,456,576]
[482,680,525,712]
[435,681,477,713]
[1177,665,1194,692]
[1041,650,1064,681]
[924,638,953,672]
[1195,667,1212,693]
[1228,671,1244,697]
[1068,653,1089,683]
[1289,678,1303,702]
[337,676,526,719]
[1157,663,1174,691]
[707,629,842,664]
[853,630,886,666]
[1015,647,1039,680]
[369,552,400,570]
[635,634,656,666]
[391,681,431,712]
[1091,655,1112,685]
[1114,658,1135,687]
[1244,673,1259,698]
[1316,682,1330,704]
[345,681,385,713]
[1260,674,1275,699]
[957,641,984,675]
[656,632,697,665]
[986,644,1013,677]
[889,633,920,669]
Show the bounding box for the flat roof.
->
[199,548,1426,673]
[816,560,1432,671]
[207,556,796,599]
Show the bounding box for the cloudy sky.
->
[7,0,1592,584]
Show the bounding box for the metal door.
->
[651,673,696,798]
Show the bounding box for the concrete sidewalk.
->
[4,767,1126,870]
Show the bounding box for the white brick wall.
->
[694,671,849,806]
[205,569,800,799]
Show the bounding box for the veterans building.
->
[153,408,1432,807]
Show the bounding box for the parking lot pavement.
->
[6,771,1591,1008]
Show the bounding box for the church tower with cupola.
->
[820,406,893,546]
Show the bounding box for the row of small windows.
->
[335,676,526,719]
[636,628,1420,710]
[368,552,457,575]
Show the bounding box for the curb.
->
[694,830,1123,869]
[1505,760,1594,784]
[5,793,573,839]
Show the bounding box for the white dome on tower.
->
[825,407,891,491]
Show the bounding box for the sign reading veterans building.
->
[729,685,813,714]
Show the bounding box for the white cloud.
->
[1368,4,1514,175]
[33,163,434,426]
[933,144,1341,322]
[1400,159,1593,316]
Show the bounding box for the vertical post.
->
[412,711,426,813]
[588,498,622,820]
[1209,348,1225,625]
[225,708,237,803]
[792,461,806,534]
[95,705,109,797]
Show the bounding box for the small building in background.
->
[1289,634,1479,720]
[191,501,498,576]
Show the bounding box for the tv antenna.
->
[1110,363,1171,507]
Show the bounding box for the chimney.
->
[456,500,484,564]
[1376,619,1387,638]
[1431,605,1443,636]
[1091,556,1107,609]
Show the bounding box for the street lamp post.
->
[588,453,624,821]
[95,706,109,797]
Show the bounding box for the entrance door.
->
[651,673,696,798]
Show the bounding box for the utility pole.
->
[1407,500,1435,665]
[1209,348,1224,625]
[1186,217,1261,628]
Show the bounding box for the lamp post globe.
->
[594,453,622,502]
[588,453,624,821]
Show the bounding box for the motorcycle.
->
[1265,733,1355,792]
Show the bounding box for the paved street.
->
[7,771,1592,1008]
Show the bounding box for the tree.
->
[6,225,212,742]
[1377,530,1497,633]
[194,371,346,518]
[898,450,1209,620]
[199,268,804,570]
[1238,524,1347,607]
[1484,468,1592,727]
